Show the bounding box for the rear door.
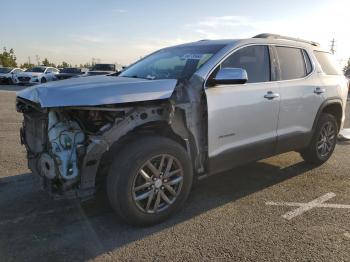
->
[274,46,325,152]
[205,45,280,174]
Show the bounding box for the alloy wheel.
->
[316,121,336,158]
[132,154,184,214]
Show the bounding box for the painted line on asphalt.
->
[266,193,350,220]
[344,232,350,239]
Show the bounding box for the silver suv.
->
[16,34,348,226]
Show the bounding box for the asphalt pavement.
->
[0,85,349,262]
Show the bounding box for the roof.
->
[173,33,321,50]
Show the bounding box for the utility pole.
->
[28,56,31,65]
[330,38,336,54]
[35,55,40,65]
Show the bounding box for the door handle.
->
[264,91,280,100]
[314,87,326,94]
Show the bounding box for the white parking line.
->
[266,193,350,220]
[345,233,350,239]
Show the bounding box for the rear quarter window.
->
[314,51,342,75]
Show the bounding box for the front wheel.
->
[41,78,47,83]
[300,113,338,165]
[107,136,193,226]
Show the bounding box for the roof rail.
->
[253,33,320,47]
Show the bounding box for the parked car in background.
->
[0,67,23,84]
[85,63,117,76]
[56,67,86,80]
[17,66,59,85]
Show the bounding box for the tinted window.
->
[0,67,13,73]
[221,45,270,83]
[26,67,46,73]
[276,47,306,80]
[314,51,341,75]
[302,50,313,75]
[92,64,116,71]
[61,68,81,73]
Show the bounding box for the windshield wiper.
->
[120,75,150,80]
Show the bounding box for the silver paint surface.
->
[17,75,178,107]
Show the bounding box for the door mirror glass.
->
[212,68,248,85]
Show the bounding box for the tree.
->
[41,57,56,67]
[80,62,91,69]
[343,58,350,76]
[20,62,35,69]
[0,47,17,67]
[56,61,72,68]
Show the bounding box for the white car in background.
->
[0,67,23,84]
[17,66,59,85]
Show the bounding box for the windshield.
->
[119,44,225,80]
[60,68,81,73]
[92,64,116,71]
[0,67,13,73]
[26,67,46,73]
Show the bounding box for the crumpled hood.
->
[17,75,178,108]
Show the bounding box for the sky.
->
[0,0,349,67]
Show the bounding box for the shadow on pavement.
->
[0,159,315,261]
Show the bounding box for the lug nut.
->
[161,186,164,190]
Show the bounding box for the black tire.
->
[300,113,338,165]
[107,136,193,226]
[41,78,47,83]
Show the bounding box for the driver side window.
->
[221,45,271,83]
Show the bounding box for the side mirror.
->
[212,68,248,85]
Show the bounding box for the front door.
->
[205,45,280,174]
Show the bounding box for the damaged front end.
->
[16,97,177,200]
[16,71,209,200]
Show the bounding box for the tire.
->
[300,113,338,165]
[41,78,47,84]
[107,136,193,226]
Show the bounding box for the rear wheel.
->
[107,136,193,226]
[300,113,338,165]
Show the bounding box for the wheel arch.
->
[312,98,343,133]
[96,120,191,179]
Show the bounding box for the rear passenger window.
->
[221,45,270,83]
[276,46,306,80]
[314,51,341,75]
